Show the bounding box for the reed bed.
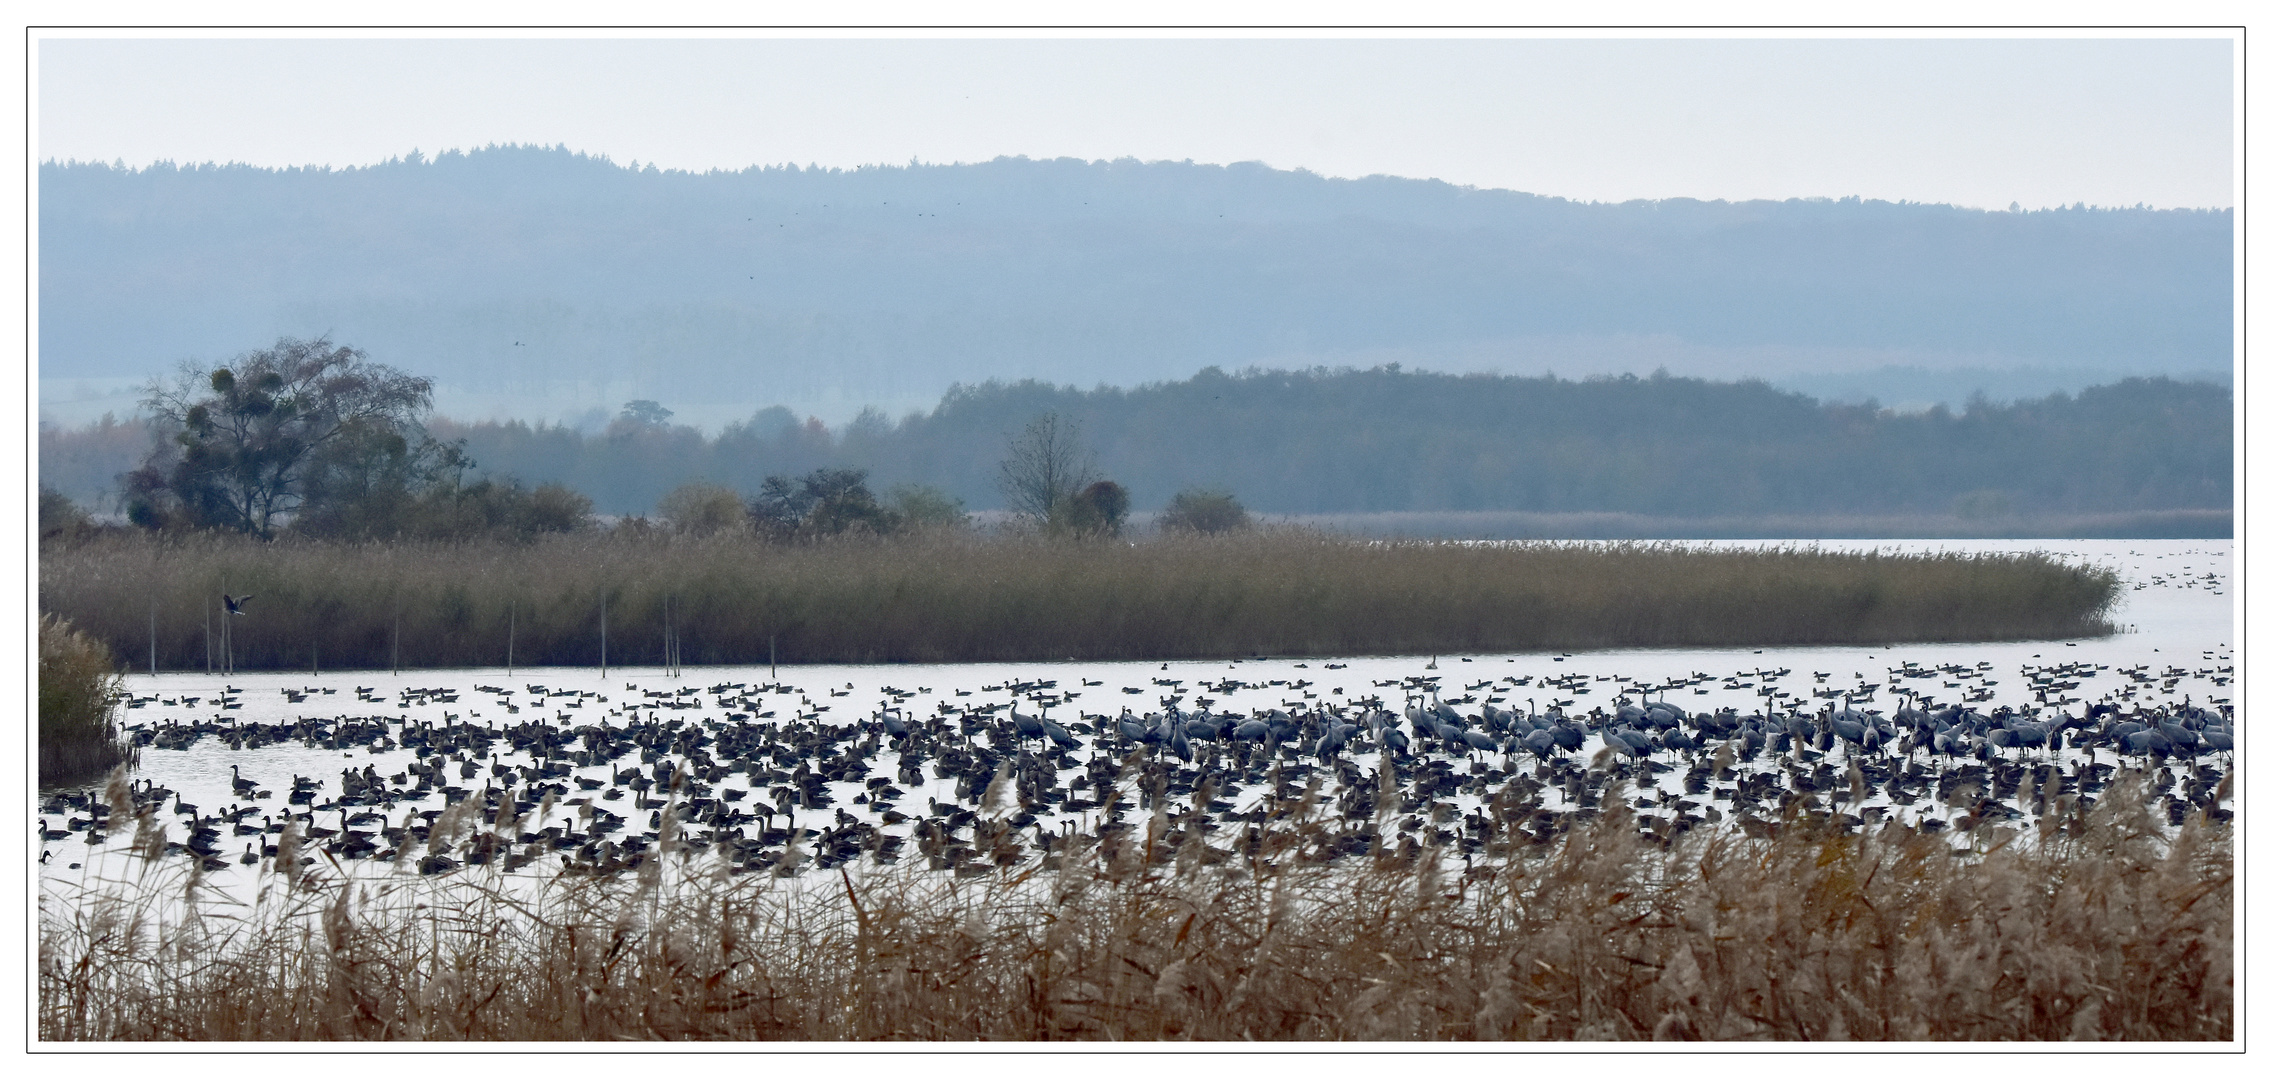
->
[39,530,2120,669]
[39,769,2228,1041]
[38,615,132,787]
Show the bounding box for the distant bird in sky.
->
[223,593,253,616]
[512,340,526,346]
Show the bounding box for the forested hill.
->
[395,367,2225,520]
[40,146,2231,427]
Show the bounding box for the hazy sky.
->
[36,34,2235,210]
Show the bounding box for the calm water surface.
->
[39,538,2233,900]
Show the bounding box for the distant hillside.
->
[38,146,2232,428]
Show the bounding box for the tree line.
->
[41,339,2230,533]
[427,365,2230,518]
[43,337,1253,546]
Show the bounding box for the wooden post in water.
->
[392,611,400,676]
[600,593,608,679]
[507,600,515,676]
[770,634,777,680]
[204,602,212,674]
[149,601,156,677]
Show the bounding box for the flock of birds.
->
[38,651,2236,882]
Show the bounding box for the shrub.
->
[39,485,93,544]
[1159,487,1251,534]
[1055,480,1130,538]
[887,484,969,532]
[300,476,592,542]
[38,615,128,788]
[655,482,745,536]
[517,482,596,534]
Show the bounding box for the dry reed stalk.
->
[38,614,133,787]
[40,530,2120,669]
[38,769,2228,1042]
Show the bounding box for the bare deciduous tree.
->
[998,412,1097,523]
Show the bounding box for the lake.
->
[38,538,2232,900]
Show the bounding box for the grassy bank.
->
[39,530,2121,669]
[39,771,2229,1041]
[38,615,131,788]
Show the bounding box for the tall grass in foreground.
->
[40,530,2120,669]
[40,770,2228,1041]
[38,615,130,787]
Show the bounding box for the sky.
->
[34,34,2237,211]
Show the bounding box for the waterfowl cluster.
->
[39,657,2235,880]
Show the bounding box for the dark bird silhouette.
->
[223,593,254,616]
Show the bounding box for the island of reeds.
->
[40,529,2119,670]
